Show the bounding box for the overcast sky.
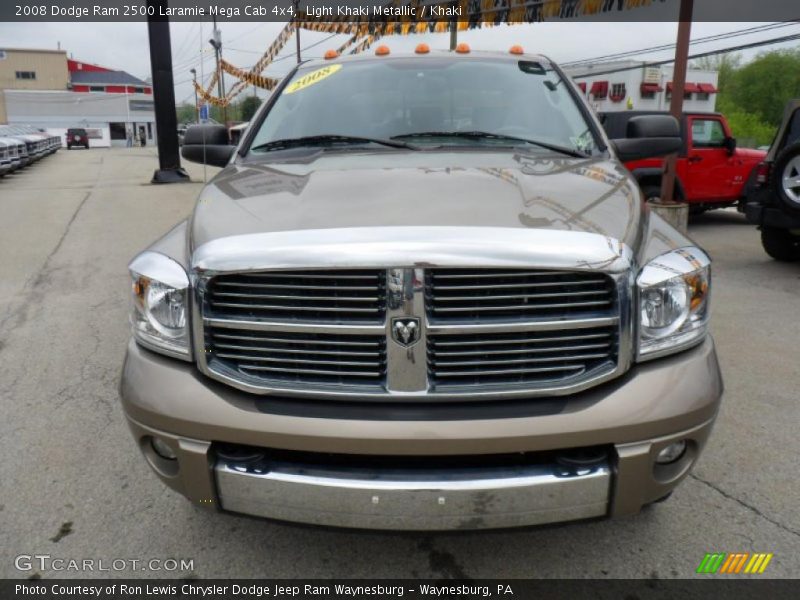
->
[1,19,798,104]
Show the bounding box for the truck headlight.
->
[637,247,711,360]
[128,251,192,361]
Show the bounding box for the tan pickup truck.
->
[120,49,722,530]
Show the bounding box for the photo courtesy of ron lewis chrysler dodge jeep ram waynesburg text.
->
[119,48,723,530]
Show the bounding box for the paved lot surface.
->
[1,148,798,579]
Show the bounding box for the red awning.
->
[577,82,587,93]
[667,82,701,93]
[697,83,718,93]
[589,80,608,98]
[640,82,663,94]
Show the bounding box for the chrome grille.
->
[206,269,386,323]
[197,264,626,399]
[428,325,617,387]
[425,269,615,321]
[206,325,386,386]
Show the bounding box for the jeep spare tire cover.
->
[773,141,800,213]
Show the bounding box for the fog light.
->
[656,441,687,465]
[151,437,177,460]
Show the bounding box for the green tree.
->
[725,49,800,127]
[239,95,261,122]
[692,53,741,92]
[175,103,196,125]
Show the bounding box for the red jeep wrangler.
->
[600,111,765,212]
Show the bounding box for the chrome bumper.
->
[215,457,611,530]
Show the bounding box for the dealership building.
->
[565,60,719,113]
[0,47,156,147]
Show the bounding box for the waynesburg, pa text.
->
[16,583,515,597]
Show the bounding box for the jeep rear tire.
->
[773,141,800,214]
[761,226,800,261]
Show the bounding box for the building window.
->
[109,122,127,141]
[610,83,626,102]
[589,81,609,99]
[640,82,663,99]
[15,71,36,80]
[133,87,145,94]
[696,92,710,101]
[89,86,105,92]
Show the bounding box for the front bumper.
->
[120,337,723,529]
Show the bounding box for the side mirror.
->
[723,136,737,154]
[181,124,234,167]
[610,115,682,162]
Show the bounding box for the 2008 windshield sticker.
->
[284,64,342,94]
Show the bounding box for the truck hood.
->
[190,151,643,253]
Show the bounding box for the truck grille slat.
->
[212,332,378,347]
[213,292,380,302]
[435,365,586,377]
[426,268,615,322]
[434,342,612,357]
[206,324,386,386]
[432,332,612,347]
[239,365,383,378]
[428,320,617,388]
[207,269,386,324]
[213,343,378,358]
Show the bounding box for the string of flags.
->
[191,0,663,108]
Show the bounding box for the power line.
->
[570,32,800,79]
[563,22,799,67]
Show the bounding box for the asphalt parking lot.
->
[1,147,798,579]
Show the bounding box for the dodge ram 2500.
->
[120,49,723,530]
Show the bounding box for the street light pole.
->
[190,68,199,123]
[145,0,189,183]
[210,15,227,123]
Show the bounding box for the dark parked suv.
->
[744,100,800,261]
[67,128,90,150]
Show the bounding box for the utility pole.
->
[145,0,189,183]
[660,0,693,204]
[449,1,457,50]
[293,1,301,63]
[209,15,227,123]
[190,68,199,123]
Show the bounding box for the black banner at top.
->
[2,0,800,23]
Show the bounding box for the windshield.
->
[249,57,598,156]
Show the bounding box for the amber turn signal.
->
[455,43,470,54]
[375,45,391,56]
[509,45,524,55]
[415,43,430,54]
[323,49,339,60]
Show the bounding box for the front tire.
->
[761,226,800,261]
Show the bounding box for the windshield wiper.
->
[250,134,419,153]
[391,131,588,158]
